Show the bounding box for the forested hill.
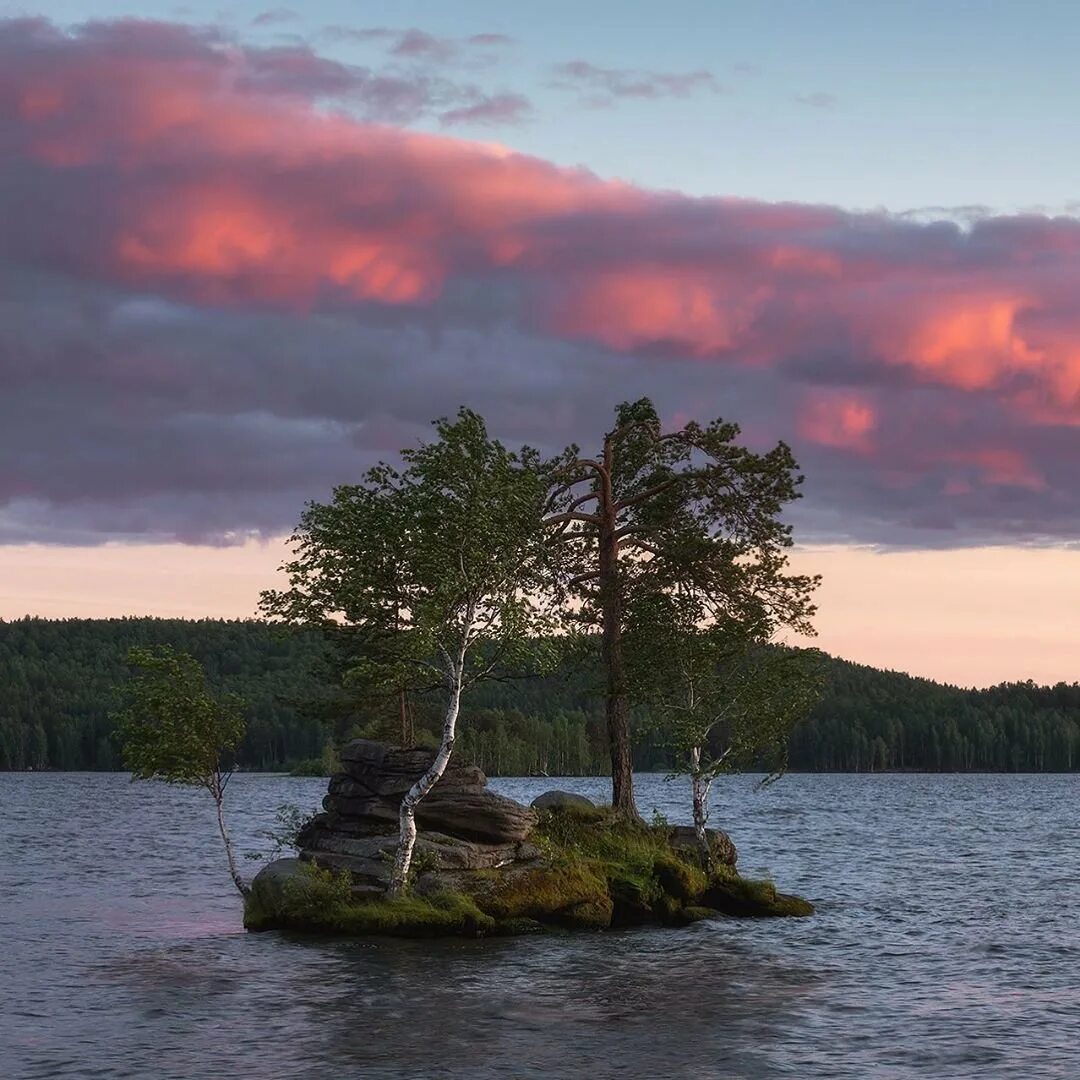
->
[2,616,1078,774]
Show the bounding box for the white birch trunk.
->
[388,655,464,896]
[212,778,249,897]
[689,745,713,869]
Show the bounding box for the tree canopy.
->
[112,645,250,895]
[260,408,562,890]
[545,398,819,815]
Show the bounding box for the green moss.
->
[652,853,708,902]
[534,807,675,876]
[703,871,815,918]
[244,860,353,931]
[476,863,613,929]
[246,812,814,937]
[334,890,496,937]
[608,873,661,927]
[244,862,496,937]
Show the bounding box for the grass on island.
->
[244,805,813,938]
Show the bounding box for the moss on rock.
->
[245,806,813,937]
[702,869,815,918]
[246,862,496,937]
[476,862,611,926]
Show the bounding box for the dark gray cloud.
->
[5,16,1080,550]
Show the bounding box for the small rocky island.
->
[246,739,812,937]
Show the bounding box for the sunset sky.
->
[4,2,1080,687]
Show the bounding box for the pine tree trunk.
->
[388,668,462,895]
[599,481,638,820]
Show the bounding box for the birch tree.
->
[627,592,824,867]
[545,398,819,819]
[260,409,558,895]
[113,645,250,896]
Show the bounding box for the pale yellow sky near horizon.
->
[1,541,1077,689]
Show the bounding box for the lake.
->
[2,771,1077,1079]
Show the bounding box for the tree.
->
[628,591,823,865]
[261,408,559,894]
[112,645,249,896]
[545,398,819,818]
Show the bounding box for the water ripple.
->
[2,772,1078,1078]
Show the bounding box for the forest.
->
[3,615,1079,775]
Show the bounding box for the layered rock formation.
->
[296,739,540,891]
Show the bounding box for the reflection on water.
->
[3,771,1079,1078]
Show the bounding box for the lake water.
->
[2,772,1078,1079]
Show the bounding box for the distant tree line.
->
[2,616,1079,774]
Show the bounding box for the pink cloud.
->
[799,393,877,453]
[5,17,1080,547]
[944,448,1048,491]
[8,17,1080,418]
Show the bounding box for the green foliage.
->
[629,603,826,783]
[6,617,1080,774]
[112,645,246,788]
[260,408,563,704]
[246,803,317,862]
[0,616,329,772]
[281,861,355,919]
[548,396,819,662]
[288,757,326,777]
[288,741,341,777]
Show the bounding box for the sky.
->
[3,2,1080,686]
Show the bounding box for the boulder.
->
[299,739,539,891]
[667,825,738,868]
[251,856,306,896]
[530,790,596,812]
[339,740,487,796]
[324,779,535,844]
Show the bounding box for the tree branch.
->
[569,570,603,587]
[618,538,661,557]
[614,477,680,512]
[542,511,602,528]
[564,491,601,513]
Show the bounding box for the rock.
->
[701,874,814,918]
[251,856,306,898]
[297,739,539,892]
[249,769,815,936]
[339,740,487,796]
[323,783,535,844]
[530,790,596,812]
[608,875,656,927]
[667,825,738,868]
[304,825,540,878]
